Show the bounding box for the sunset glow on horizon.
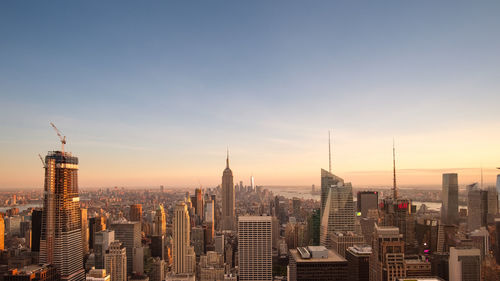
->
[1,1,500,189]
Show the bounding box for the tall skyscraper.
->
[105,241,127,281]
[221,151,235,231]
[369,225,405,281]
[153,205,167,236]
[449,247,481,281]
[173,202,195,274]
[194,188,204,219]
[94,230,115,269]
[238,216,272,281]
[320,169,345,218]
[357,191,378,218]
[320,181,355,247]
[497,174,500,214]
[487,185,498,222]
[110,221,141,275]
[467,183,488,231]
[81,208,89,256]
[31,209,42,253]
[441,173,458,225]
[0,214,4,250]
[495,218,500,264]
[130,204,142,223]
[40,151,85,281]
[346,245,371,281]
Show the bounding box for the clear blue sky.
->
[1,1,500,188]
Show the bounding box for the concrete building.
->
[288,246,348,281]
[81,208,89,256]
[449,247,481,281]
[94,230,115,269]
[238,216,272,281]
[369,225,405,281]
[404,255,431,277]
[109,221,141,275]
[173,202,195,274]
[357,191,378,218]
[104,241,127,281]
[441,173,459,225]
[320,169,345,218]
[39,151,85,281]
[153,205,167,236]
[467,184,488,231]
[149,258,164,281]
[4,264,58,281]
[199,251,224,281]
[329,231,364,258]
[346,245,371,281]
[86,269,110,281]
[130,204,142,223]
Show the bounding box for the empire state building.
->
[222,151,235,231]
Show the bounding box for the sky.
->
[1,1,500,189]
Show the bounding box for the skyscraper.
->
[40,151,85,281]
[320,180,355,247]
[288,246,348,281]
[221,151,235,231]
[81,208,89,256]
[449,247,481,281]
[497,174,500,214]
[320,169,344,218]
[110,221,141,275]
[357,191,378,218]
[441,173,458,225]
[0,214,4,250]
[105,241,127,281]
[173,202,195,274]
[130,204,142,223]
[94,230,115,269]
[31,209,42,253]
[467,183,488,231]
[194,188,204,219]
[238,216,272,281]
[369,225,405,281]
[153,205,167,236]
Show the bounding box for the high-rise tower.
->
[221,150,235,231]
[39,150,85,281]
[173,202,195,274]
[153,204,167,236]
[441,173,459,225]
[238,216,272,281]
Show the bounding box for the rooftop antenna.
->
[480,165,484,189]
[226,146,229,168]
[393,138,398,200]
[50,122,66,154]
[328,130,332,173]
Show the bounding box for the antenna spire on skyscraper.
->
[393,138,398,200]
[226,146,229,168]
[328,130,332,173]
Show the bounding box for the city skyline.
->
[1,1,500,189]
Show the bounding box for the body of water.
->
[0,203,41,213]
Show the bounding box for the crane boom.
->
[38,154,46,168]
[50,122,67,153]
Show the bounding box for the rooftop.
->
[290,248,346,263]
[347,245,372,255]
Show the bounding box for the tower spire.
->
[226,146,229,168]
[328,130,332,173]
[393,138,398,200]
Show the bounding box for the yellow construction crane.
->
[50,122,66,153]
